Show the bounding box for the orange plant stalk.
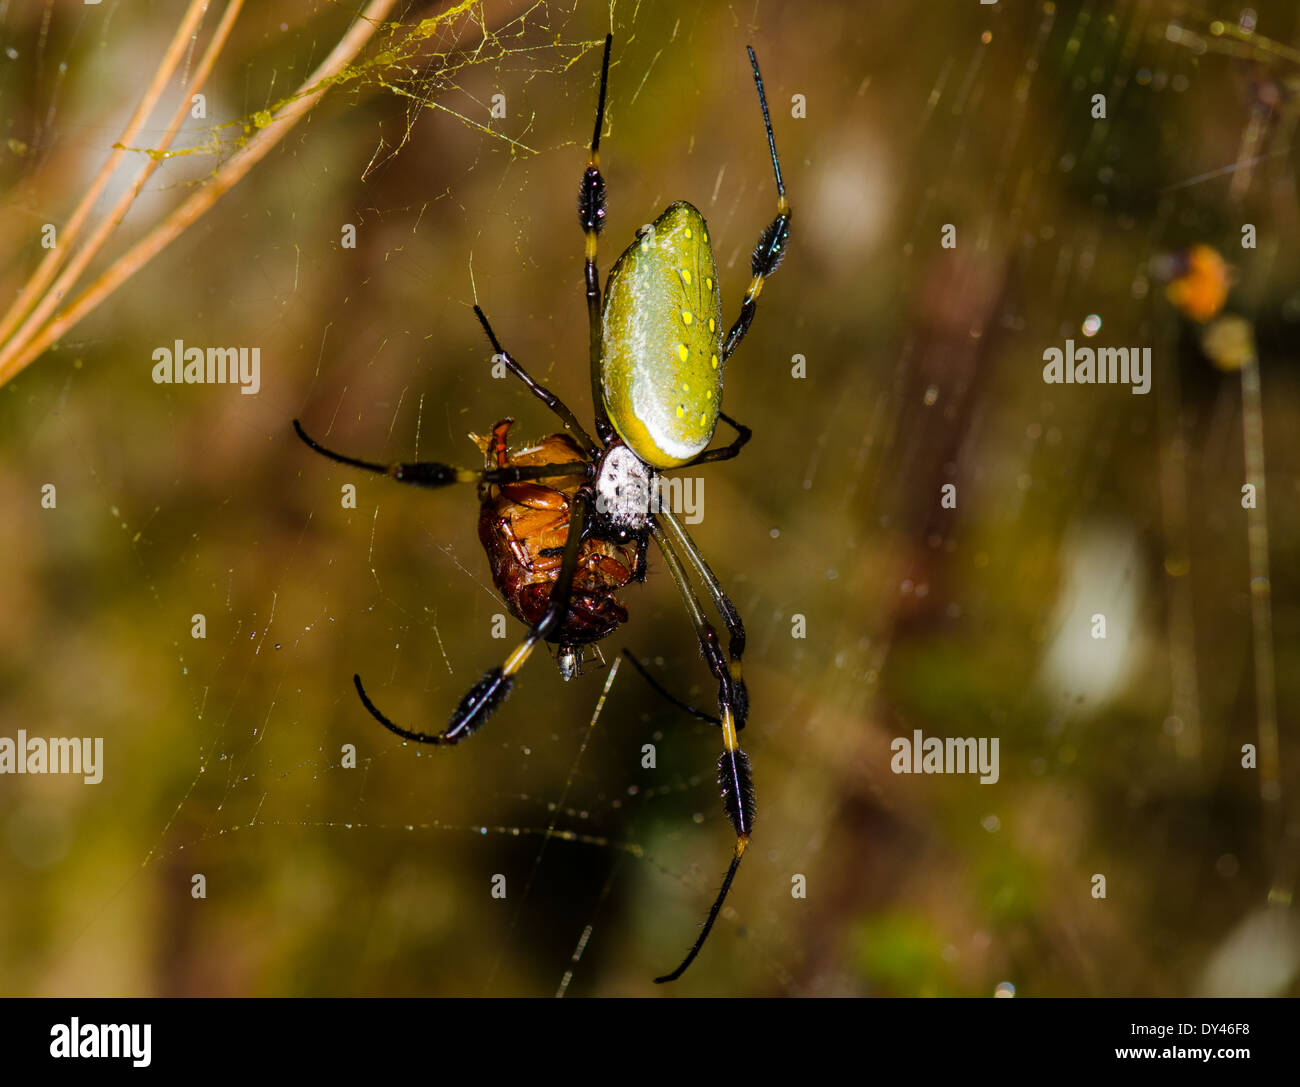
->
[0,0,211,351]
[0,0,404,388]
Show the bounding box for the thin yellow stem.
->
[0,0,211,349]
[0,0,400,387]
[1239,353,1281,840]
[2,0,244,369]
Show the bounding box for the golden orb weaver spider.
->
[292,34,789,983]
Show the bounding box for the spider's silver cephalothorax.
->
[594,442,655,538]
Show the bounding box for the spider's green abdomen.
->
[601,201,723,468]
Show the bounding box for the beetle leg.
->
[486,419,513,468]
[485,421,589,503]
[497,515,534,571]
[590,553,634,585]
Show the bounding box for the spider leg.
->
[720,46,791,364]
[292,419,592,489]
[355,489,594,745]
[471,306,599,456]
[621,649,720,726]
[579,33,616,445]
[656,508,747,700]
[649,517,754,983]
[666,412,752,469]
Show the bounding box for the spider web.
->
[1,0,1299,998]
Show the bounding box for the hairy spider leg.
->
[472,305,599,456]
[579,33,615,445]
[292,419,591,490]
[354,490,595,744]
[656,508,748,719]
[649,518,755,983]
[621,649,721,726]
[720,46,792,364]
[668,411,753,470]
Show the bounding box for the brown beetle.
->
[473,419,641,678]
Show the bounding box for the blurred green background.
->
[1,0,1298,996]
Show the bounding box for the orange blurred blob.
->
[1164,244,1230,323]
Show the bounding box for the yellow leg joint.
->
[503,640,534,677]
[721,706,740,753]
